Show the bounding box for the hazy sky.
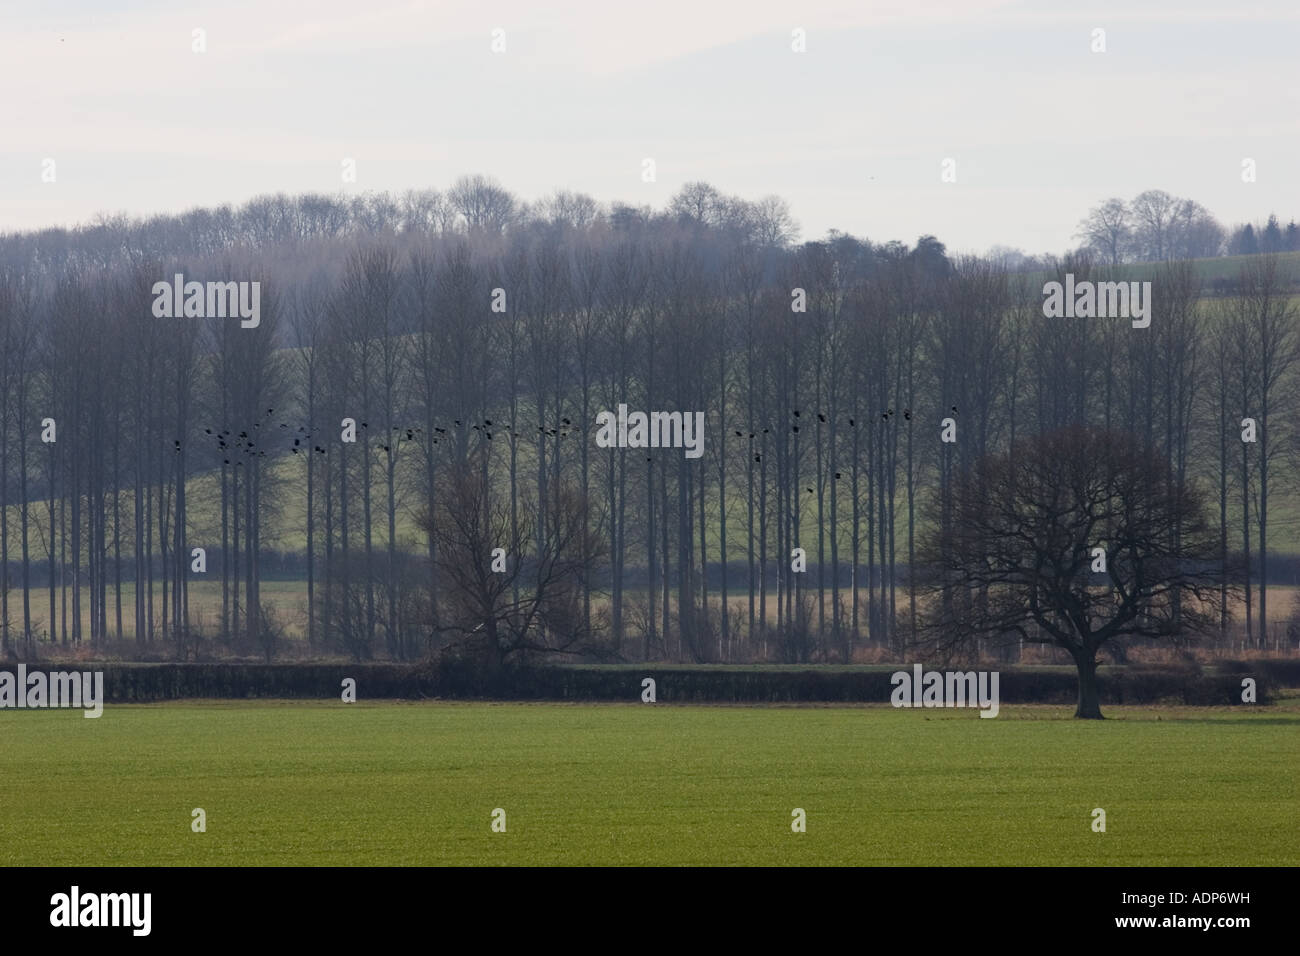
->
[3,0,1297,255]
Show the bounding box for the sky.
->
[2,0,1298,255]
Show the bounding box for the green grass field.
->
[2,700,1296,866]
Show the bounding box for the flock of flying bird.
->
[180,406,957,478]
[190,410,579,464]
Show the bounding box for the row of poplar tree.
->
[0,180,1295,661]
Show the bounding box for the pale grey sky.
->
[2,0,1297,254]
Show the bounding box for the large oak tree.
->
[919,425,1229,718]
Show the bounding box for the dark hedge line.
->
[0,661,1276,705]
[1215,657,1300,686]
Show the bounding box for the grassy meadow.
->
[2,699,1296,866]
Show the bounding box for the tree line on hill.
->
[0,177,1296,664]
[1075,189,1300,267]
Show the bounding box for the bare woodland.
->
[0,177,1297,664]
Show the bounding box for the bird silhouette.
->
[818,414,826,422]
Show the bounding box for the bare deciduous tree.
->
[420,459,605,671]
[918,426,1230,718]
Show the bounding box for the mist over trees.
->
[0,176,1296,665]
